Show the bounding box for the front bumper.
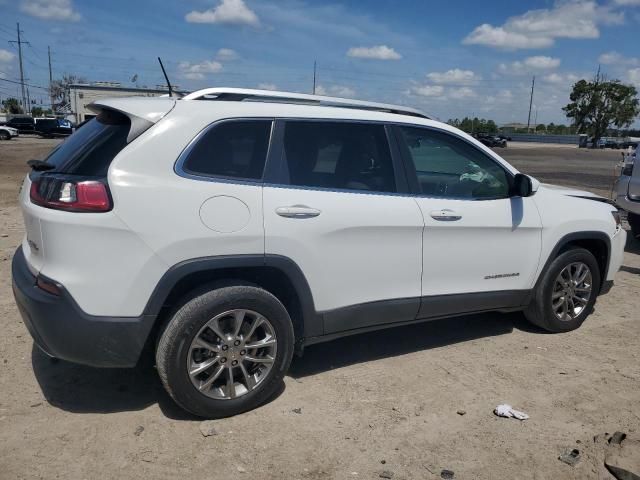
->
[11,246,155,368]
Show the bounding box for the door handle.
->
[275,205,321,219]
[430,209,462,221]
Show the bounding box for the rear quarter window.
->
[42,109,131,176]
[180,120,272,181]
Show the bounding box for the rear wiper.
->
[27,160,55,171]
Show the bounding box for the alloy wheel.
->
[551,262,593,321]
[187,309,277,400]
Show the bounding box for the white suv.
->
[12,88,626,418]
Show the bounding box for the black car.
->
[34,118,74,138]
[475,133,507,148]
[4,116,35,134]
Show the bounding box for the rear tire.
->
[156,285,294,418]
[628,212,640,240]
[525,248,600,332]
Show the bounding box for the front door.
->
[393,125,542,316]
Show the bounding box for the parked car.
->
[12,88,626,418]
[613,148,640,239]
[0,125,19,140]
[4,116,35,134]
[34,118,74,138]
[476,133,507,148]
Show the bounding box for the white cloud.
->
[185,0,259,27]
[599,51,639,66]
[426,69,479,85]
[346,45,401,60]
[541,72,580,84]
[20,0,81,21]
[628,68,640,87]
[448,87,477,99]
[499,56,561,75]
[179,60,223,80]
[0,49,15,63]
[315,85,356,97]
[409,85,445,97]
[216,48,238,61]
[463,1,623,50]
[258,83,277,91]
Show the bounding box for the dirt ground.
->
[1,137,639,480]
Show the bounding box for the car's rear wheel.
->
[628,212,640,239]
[524,248,600,332]
[156,285,294,418]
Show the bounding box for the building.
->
[68,83,182,123]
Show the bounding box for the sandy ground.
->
[0,137,639,480]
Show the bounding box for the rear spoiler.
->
[87,97,176,143]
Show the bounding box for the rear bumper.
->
[11,246,155,368]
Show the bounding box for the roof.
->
[181,87,430,119]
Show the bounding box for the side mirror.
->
[512,173,534,197]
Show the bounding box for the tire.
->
[524,247,601,332]
[0,131,10,141]
[628,212,640,240]
[156,285,295,418]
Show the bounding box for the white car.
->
[0,125,19,140]
[12,88,626,418]
[613,148,640,238]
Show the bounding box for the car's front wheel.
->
[628,212,640,239]
[156,285,294,418]
[0,131,10,141]
[524,247,600,332]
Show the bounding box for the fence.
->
[507,133,580,145]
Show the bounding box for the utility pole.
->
[9,23,29,115]
[312,60,317,95]
[48,46,54,112]
[526,75,535,133]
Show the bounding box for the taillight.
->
[30,176,112,212]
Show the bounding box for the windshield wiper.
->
[27,160,55,171]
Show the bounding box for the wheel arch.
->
[537,231,611,292]
[142,255,321,347]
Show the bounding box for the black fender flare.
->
[142,254,322,339]
[534,231,611,292]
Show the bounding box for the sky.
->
[1,0,640,126]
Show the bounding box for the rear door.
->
[393,125,542,316]
[263,120,424,336]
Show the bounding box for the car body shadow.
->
[290,311,540,378]
[31,311,540,416]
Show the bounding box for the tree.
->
[536,123,546,133]
[1,98,23,114]
[563,71,640,146]
[30,106,44,117]
[50,73,87,113]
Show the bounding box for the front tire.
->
[525,248,600,332]
[0,131,10,141]
[156,285,294,418]
[628,212,640,239]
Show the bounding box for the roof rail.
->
[181,87,429,119]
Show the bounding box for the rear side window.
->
[282,121,396,193]
[182,120,272,180]
[43,109,131,176]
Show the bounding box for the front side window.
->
[282,121,396,193]
[182,120,272,180]
[398,126,510,199]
